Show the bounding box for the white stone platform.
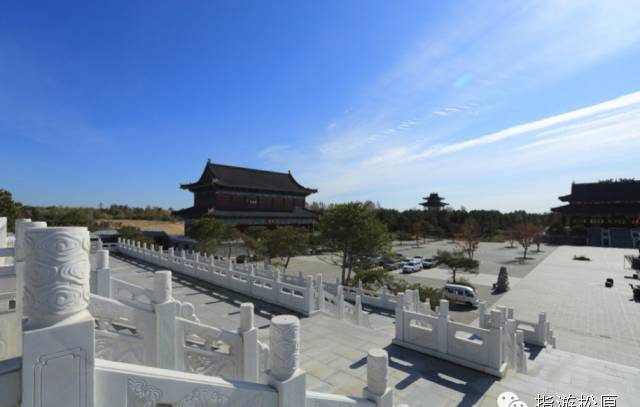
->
[104,251,640,407]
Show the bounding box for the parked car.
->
[421,258,435,268]
[380,257,404,270]
[442,284,479,306]
[235,254,248,264]
[383,261,403,271]
[402,259,423,273]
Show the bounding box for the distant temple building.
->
[420,193,448,210]
[175,160,319,229]
[552,180,640,248]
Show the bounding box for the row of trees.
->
[308,200,560,241]
[0,189,176,232]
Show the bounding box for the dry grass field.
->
[100,219,184,235]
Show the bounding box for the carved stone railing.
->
[111,278,155,311]
[13,221,406,407]
[323,279,399,312]
[93,263,263,382]
[393,293,532,378]
[478,302,556,348]
[117,239,317,316]
[320,284,372,328]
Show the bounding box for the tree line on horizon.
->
[0,189,176,232]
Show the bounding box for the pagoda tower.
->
[420,193,448,211]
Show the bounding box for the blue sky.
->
[1,1,639,212]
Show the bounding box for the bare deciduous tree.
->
[514,223,542,260]
[456,219,481,259]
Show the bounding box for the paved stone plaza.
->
[101,250,640,406]
[484,245,640,368]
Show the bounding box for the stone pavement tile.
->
[303,359,341,381]
[324,371,367,397]
[333,346,369,363]
[305,374,334,393]
[400,383,454,407]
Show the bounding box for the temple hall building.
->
[175,160,319,230]
[552,180,640,248]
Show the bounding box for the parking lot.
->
[284,240,557,323]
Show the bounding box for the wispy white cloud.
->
[259,1,640,211]
[258,144,290,162]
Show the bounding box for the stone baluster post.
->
[316,274,325,313]
[507,307,514,320]
[505,319,517,368]
[274,270,282,304]
[437,299,449,354]
[15,220,46,325]
[240,303,258,382]
[394,293,405,341]
[381,285,388,306]
[154,270,176,369]
[194,252,200,263]
[264,256,270,272]
[248,268,255,295]
[515,330,527,373]
[0,217,5,267]
[357,279,364,296]
[305,276,314,315]
[413,290,420,312]
[538,312,547,346]
[403,289,413,313]
[22,226,95,407]
[268,315,305,407]
[355,295,363,326]
[488,309,504,371]
[336,285,345,320]
[96,249,112,298]
[14,218,31,321]
[478,301,487,328]
[364,349,392,407]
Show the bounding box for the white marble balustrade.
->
[117,238,318,316]
[2,221,406,407]
[393,292,531,378]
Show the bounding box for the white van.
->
[442,284,479,306]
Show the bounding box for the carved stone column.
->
[0,217,6,266]
[269,315,300,380]
[15,221,46,323]
[364,349,392,407]
[96,249,111,298]
[240,303,258,382]
[268,315,305,407]
[22,226,95,407]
